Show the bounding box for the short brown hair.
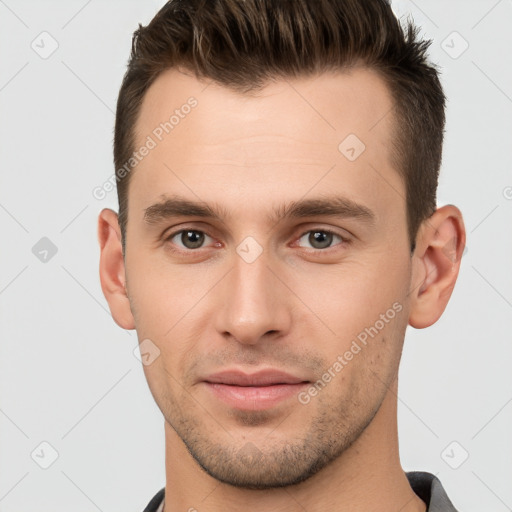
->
[114,0,446,253]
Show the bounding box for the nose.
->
[214,248,292,345]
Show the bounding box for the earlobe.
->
[408,205,466,329]
[97,208,136,330]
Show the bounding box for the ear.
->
[408,204,466,329]
[97,208,135,330]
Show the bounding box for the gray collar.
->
[143,471,458,511]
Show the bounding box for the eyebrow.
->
[143,195,376,227]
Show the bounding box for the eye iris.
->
[182,230,204,249]
[309,231,332,249]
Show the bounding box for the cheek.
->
[289,256,409,383]
[289,255,408,329]
[323,320,407,416]
[127,263,218,389]
[127,249,214,332]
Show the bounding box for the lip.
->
[202,369,310,411]
[203,369,308,386]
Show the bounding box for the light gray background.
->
[1,1,511,511]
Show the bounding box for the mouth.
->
[202,369,310,410]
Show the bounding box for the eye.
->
[296,229,347,250]
[167,229,214,250]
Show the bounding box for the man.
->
[97,0,465,510]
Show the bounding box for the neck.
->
[162,377,426,512]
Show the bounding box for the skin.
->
[98,67,465,512]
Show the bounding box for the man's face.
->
[124,67,413,488]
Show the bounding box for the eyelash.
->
[163,227,350,253]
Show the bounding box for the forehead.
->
[134,65,395,149]
[129,66,402,223]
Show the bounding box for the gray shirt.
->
[142,471,459,511]
[406,471,459,511]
